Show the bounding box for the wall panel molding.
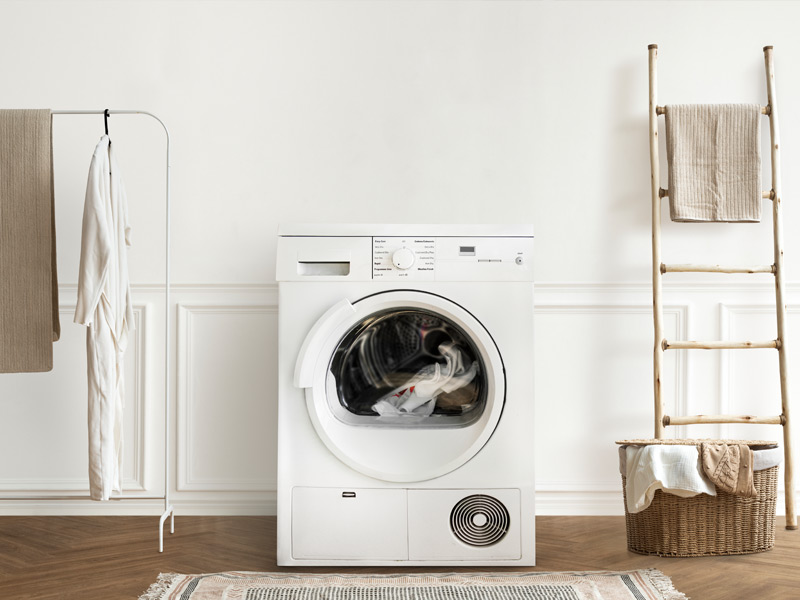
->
[176,303,279,493]
[535,302,689,438]
[0,303,150,494]
[5,281,799,514]
[718,301,797,445]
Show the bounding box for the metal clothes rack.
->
[0,110,175,551]
[648,46,797,530]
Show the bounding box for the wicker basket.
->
[618,439,779,557]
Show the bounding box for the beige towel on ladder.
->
[665,104,762,222]
[0,109,60,372]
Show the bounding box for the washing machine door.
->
[294,290,505,482]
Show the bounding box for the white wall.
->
[0,0,799,515]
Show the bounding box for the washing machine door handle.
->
[294,298,357,389]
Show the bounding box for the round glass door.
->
[295,291,505,482]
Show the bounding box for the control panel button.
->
[391,247,416,270]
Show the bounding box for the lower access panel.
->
[292,487,408,560]
[408,489,521,560]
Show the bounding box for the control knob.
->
[391,247,416,270]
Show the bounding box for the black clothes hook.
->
[104,109,111,147]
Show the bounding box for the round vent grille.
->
[450,494,510,546]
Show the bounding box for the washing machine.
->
[276,224,535,566]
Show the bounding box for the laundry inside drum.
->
[328,308,489,427]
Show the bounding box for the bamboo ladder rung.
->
[662,339,779,350]
[658,188,774,199]
[663,414,786,426]
[655,105,770,115]
[661,263,775,274]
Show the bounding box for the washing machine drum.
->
[331,308,487,422]
[294,291,506,483]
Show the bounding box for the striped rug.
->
[139,571,687,600]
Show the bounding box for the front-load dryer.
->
[276,224,535,566]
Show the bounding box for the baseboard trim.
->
[535,491,624,516]
[0,498,168,516]
[0,490,793,516]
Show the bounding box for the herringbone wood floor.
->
[0,516,797,599]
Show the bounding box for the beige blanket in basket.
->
[700,442,758,498]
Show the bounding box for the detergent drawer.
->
[292,487,408,560]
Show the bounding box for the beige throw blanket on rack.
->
[0,109,60,372]
[665,104,762,222]
[699,442,758,498]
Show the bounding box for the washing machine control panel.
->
[373,237,435,279]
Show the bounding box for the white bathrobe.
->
[74,135,133,501]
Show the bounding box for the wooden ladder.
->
[648,44,796,530]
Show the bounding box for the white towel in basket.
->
[624,445,716,513]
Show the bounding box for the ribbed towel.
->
[665,104,762,222]
[0,109,60,373]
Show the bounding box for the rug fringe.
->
[644,569,690,600]
[139,572,180,600]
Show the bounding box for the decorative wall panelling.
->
[0,285,165,514]
[176,304,278,492]
[719,301,800,496]
[172,285,279,515]
[0,282,797,515]
[533,298,687,515]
